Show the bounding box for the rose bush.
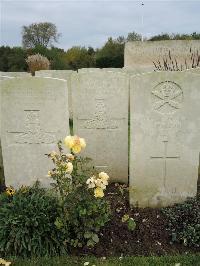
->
[47,135,111,248]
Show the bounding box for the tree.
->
[127,31,142,41]
[0,46,27,71]
[149,32,200,41]
[64,46,95,70]
[96,37,124,68]
[27,45,68,70]
[22,22,61,48]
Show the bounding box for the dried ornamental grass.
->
[26,53,50,76]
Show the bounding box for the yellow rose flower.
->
[94,187,104,198]
[64,135,86,154]
[95,178,107,190]
[72,144,81,154]
[64,136,74,149]
[66,153,75,161]
[80,138,86,148]
[47,171,52,177]
[99,172,109,182]
[0,258,11,266]
[66,162,73,174]
[19,185,28,193]
[50,151,57,158]
[6,187,15,196]
[86,176,96,189]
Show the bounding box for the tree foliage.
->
[96,37,124,68]
[127,31,142,41]
[27,45,68,70]
[22,22,61,48]
[0,46,27,71]
[1,30,200,72]
[64,46,95,70]
[149,32,200,41]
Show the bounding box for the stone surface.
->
[130,71,200,207]
[35,70,74,118]
[1,77,69,188]
[78,68,123,73]
[125,40,200,72]
[185,67,200,74]
[0,76,15,183]
[0,72,31,78]
[72,70,129,183]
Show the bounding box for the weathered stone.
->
[0,72,31,78]
[35,70,74,118]
[185,67,200,74]
[78,68,99,73]
[125,40,200,72]
[1,77,69,188]
[130,71,200,207]
[0,85,4,185]
[72,70,129,183]
[78,68,123,73]
[0,76,15,184]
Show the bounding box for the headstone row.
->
[0,68,199,208]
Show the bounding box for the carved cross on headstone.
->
[150,140,180,187]
[8,110,56,144]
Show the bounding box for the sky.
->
[0,0,200,50]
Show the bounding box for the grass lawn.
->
[9,254,200,266]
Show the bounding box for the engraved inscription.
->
[78,99,124,172]
[152,81,183,114]
[82,99,120,129]
[150,140,180,187]
[8,110,56,144]
[155,116,182,139]
[2,87,56,99]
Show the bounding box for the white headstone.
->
[125,40,200,72]
[72,70,129,183]
[130,72,200,207]
[1,77,69,188]
[0,72,31,78]
[0,84,4,184]
[0,76,15,184]
[186,67,200,74]
[35,70,74,118]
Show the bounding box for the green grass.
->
[6,254,200,266]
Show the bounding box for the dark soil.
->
[77,183,199,257]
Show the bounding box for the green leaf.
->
[92,234,99,243]
[84,232,92,239]
[128,218,136,231]
[87,239,95,247]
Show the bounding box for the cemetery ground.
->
[7,254,200,266]
[0,183,199,265]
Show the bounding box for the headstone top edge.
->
[1,76,67,83]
